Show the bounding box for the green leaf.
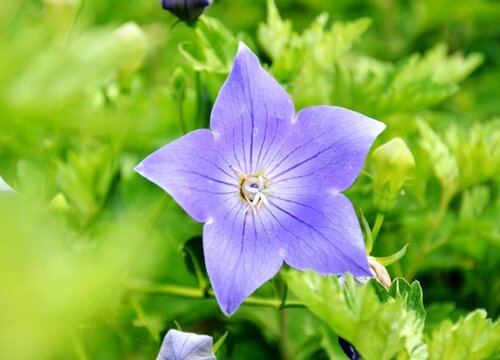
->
[427,310,500,360]
[213,330,229,354]
[257,0,294,61]
[375,244,409,266]
[258,0,370,108]
[56,145,118,227]
[284,271,428,360]
[179,16,239,74]
[447,119,500,190]
[388,278,426,322]
[417,120,459,194]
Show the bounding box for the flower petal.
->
[210,43,295,174]
[135,129,238,222]
[156,329,215,360]
[265,106,386,192]
[203,197,284,315]
[268,191,371,276]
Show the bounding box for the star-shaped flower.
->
[136,43,385,316]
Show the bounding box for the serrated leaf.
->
[388,278,426,322]
[373,278,427,360]
[284,271,428,360]
[447,119,500,189]
[417,120,459,193]
[258,0,371,108]
[257,0,293,60]
[427,309,500,360]
[179,16,239,74]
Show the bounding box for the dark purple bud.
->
[338,337,361,360]
[161,0,212,23]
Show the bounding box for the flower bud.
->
[372,137,415,212]
[161,0,213,23]
[110,22,148,75]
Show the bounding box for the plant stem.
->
[177,94,187,134]
[195,71,203,129]
[127,281,305,309]
[279,309,290,360]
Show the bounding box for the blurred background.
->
[0,0,498,359]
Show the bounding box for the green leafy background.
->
[0,0,499,359]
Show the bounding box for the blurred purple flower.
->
[136,43,385,315]
[161,0,212,22]
[156,329,215,360]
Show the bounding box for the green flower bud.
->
[111,22,148,75]
[372,137,415,211]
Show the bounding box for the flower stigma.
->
[231,166,276,215]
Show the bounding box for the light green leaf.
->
[179,16,239,74]
[447,119,500,189]
[257,0,294,61]
[417,120,459,194]
[56,145,118,227]
[427,310,500,360]
[258,0,370,108]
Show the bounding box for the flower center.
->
[231,167,276,214]
[241,175,276,211]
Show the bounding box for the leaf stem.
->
[130,294,160,342]
[127,281,305,309]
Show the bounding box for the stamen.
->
[235,168,277,215]
[261,187,276,193]
[230,165,247,178]
[260,194,270,208]
[251,193,261,207]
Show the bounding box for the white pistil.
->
[244,185,259,194]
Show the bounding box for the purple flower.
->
[161,0,212,23]
[156,329,215,360]
[136,43,385,315]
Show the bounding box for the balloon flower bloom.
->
[136,43,385,315]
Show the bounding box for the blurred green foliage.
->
[0,0,499,359]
